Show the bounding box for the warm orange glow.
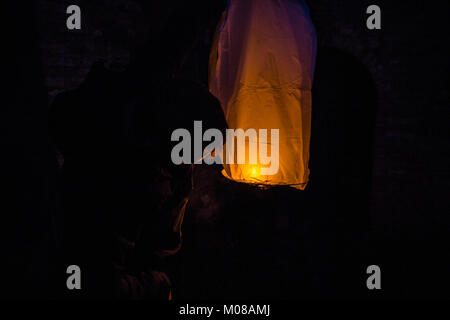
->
[246,164,261,180]
[222,163,268,187]
[210,0,316,190]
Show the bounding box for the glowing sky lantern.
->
[210,0,317,189]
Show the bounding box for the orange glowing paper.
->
[210,0,317,189]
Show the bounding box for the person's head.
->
[128,79,227,251]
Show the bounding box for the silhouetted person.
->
[50,1,227,299]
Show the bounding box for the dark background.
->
[2,0,449,299]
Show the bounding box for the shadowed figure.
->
[51,64,227,299]
[50,2,227,299]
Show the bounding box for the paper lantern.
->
[209,0,317,189]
